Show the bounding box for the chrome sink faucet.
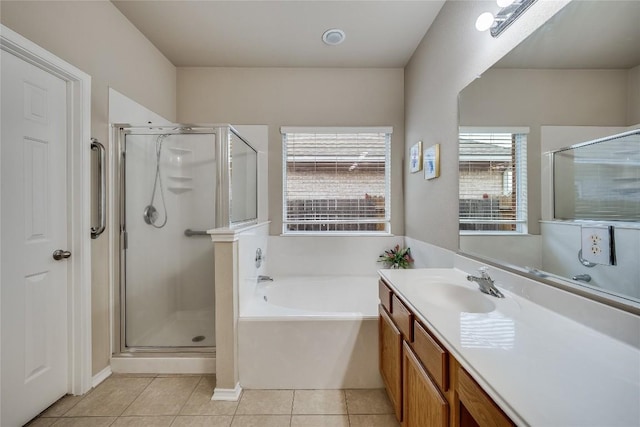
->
[467,267,504,298]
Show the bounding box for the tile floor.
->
[26,374,400,427]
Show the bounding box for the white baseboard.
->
[212,383,242,401]
[92,366,112,388]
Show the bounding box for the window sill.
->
[459,231,532,236]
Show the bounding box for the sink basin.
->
[419,283,496,313]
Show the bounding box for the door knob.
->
[52,249,71,260]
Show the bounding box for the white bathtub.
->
[238,276,383,389]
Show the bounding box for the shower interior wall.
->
[124,132,217,348]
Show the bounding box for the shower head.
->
[143,204,159,225]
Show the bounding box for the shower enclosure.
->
[114,124,257,352]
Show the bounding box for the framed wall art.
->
[424,144,440,180]
[409,141,423,173]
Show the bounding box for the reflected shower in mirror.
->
[458,0,640,310]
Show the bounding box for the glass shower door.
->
[123,130,217,349]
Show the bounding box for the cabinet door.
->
[457,367,514,427]
[403,342,449,427]
[379,305,403,421]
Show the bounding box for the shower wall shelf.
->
[167,187,192,194]
[168,175,194,193]
[167,147,194,193]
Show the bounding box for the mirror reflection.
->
[458,0,640,307]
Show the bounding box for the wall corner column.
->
[211,232,242,401]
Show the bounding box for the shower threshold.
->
[111,351,216,375]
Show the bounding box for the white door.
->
[1,49,69,426]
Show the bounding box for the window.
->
[459,128,528,233]
[281,127,391,234]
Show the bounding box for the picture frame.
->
[409,141,423,173]
[424,144,440,180]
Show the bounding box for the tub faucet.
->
[257,275,273,283]
[467,268,504,298]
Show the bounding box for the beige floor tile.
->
[50,417,116,426]
[156,374,204,378]
[180,376,238,416]
[40,395,85,417]
[349,414,400,427]
[111,416,175,426]
[345,389,394,414]
[123,376,201,416]
[110,373,158,379]
[293,390,347,415]
[291,414,350,427]
[235,390,293,415]
[171,415,232,427]
[65,377,153,417]
[230,415,291,427]
[25,418,59,426]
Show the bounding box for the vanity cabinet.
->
[403,341,449,427]
[378,278,514,427]
[457,366,514,427]
[379,305,402,418]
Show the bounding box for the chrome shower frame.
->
[112,123,257,355]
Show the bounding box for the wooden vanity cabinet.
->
[403,341,449,427]
[457,366,515,427]
[378,278,515,427]
[379,304,403,420]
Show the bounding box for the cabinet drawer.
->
[458,367,514,427]
[391,294,413,341]
[378,280,392,313]
[412,320,448,391]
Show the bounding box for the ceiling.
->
[495,1,640,69]
[112,1,446,68]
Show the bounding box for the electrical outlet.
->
[580,226,615,266]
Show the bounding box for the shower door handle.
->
[91,138,106,239]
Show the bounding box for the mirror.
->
[458,0,640,310]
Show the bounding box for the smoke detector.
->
[322,29,346,46]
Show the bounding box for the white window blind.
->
[281,127,391,234]
[459,130,528,232]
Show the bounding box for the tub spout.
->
[258,275,273,283]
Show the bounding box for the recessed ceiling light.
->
[322,29,346,46]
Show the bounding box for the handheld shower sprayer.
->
[143,134,168,228]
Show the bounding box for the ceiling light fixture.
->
[476,0,538,37]
[475,12,496,32]
[322,29,346,46]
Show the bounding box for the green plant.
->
[378,245,414,269]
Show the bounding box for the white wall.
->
[629,65,640,125]
[266,236,404,278]
[1,1,177,375]
[176,67,405,236]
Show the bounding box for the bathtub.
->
[238,276,383,389]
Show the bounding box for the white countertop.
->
[378,268,640,427]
